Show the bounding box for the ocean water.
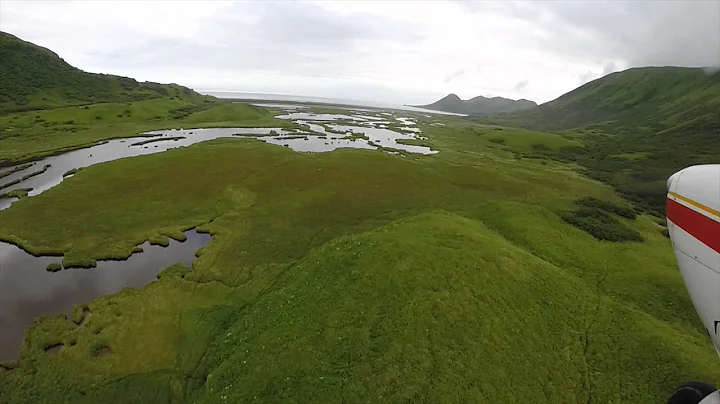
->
[200,91,466,116]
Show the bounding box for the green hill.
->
[0,31,209,113]
[480,67,720,216]
[485,67,720,132]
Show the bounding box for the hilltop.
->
[0,31,211,113]
[413,93,537,115]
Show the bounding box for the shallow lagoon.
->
[0,230,210,361]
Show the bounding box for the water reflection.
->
[0,229,210,361]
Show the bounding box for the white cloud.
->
[1,0,718,105]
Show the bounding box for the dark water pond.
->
[0,229,210,361]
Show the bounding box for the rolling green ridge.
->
[0,33,716,404]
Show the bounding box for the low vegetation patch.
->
[346,132,369,141]
[62,167,85,177]
[157,263,190,280]
[274,135,305,140]
[321,124,347,135]
[129,136,185,147]
[0,164,49,191]
[0,188,31,199]
[396,138,432,148]
[0,163,33,180]
[577,196,637,219]
[562,207,644,242]
[45,262,62,272]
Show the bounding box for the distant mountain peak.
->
[412,93,537,115]
[442,93,462,101]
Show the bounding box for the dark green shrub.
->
[169,105,203,119]
[562,208,644,242]
[577,197,637,219]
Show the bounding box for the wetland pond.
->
[0,105,437,361]
[0,230,210,361]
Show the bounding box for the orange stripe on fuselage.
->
[668,191,720,220]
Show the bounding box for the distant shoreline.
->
[200,91,467,116]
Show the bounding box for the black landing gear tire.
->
[668,381,717,404]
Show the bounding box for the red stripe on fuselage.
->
[667,197,720,254]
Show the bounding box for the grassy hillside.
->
[0,113,716,403]
[485,67,720,132]
[0,32,212,113]
[479,67,720,216]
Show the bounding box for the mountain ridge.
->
[478,65,720,216]
[482,66,720,132]
[412,93,537,115]
[0,31,212,113]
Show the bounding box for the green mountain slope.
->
[413,93,537,115]
[485,67,720,132]
[0,31,209,113]
[480,67,720,216]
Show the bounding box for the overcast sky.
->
[1,1,719,105]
